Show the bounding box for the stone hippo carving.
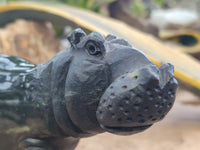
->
[0,28,177,150]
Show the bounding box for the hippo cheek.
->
[96,64,178,135]
[64,58,112,134]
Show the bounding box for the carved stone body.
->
[0,29,178,150]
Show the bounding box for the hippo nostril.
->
[107,105,112,110]
[160,115,165,119]
[168,90,173,95]
[152,118,157,121]
[102,99,106,103]
[156,110,162,115]
[111,113,115,119]
[144,107,149,112]
[125,100,130,105]
[134,107,140,111]
[158,95,162,100]
[168,89,174,95]
[126,117,132,122]
[121,76,125,79]
[118,104,124,111]
[170,93,175,98]
[167,103,172,108]
[134,76,138,79]
[137,114,143,118]
[110,86,114,89]
[168,89,175,98]
[119,106,124,111]
[160,103,165,108]
[117,118,122,122]
[121,85,127,89]
[149,96,153,101]
[134,103,140,107]
[148,115,153,119]
[97,109,103,120]
[129,89,136,97]
[163,98,167,103]
[154,103,160,108]
[154,88,161,93]
[110,93,115,98]
[138,119,145,123]
[133,104,140,111]
[146,90,152,96]
[124,110,130,116]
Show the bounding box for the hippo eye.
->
[86,42,102,57]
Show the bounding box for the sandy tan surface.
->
[76,89,200,150]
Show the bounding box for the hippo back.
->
[0,54,37,124]
[0,54,35,104]
[0,55,36,150]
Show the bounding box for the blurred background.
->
[1,0,200,62]
[1,0,200,150]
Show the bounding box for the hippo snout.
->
[96,63,177,135]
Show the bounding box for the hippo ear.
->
[105,34,117,41]
[67,28,86,48]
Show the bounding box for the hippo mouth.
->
[100,124,152,133]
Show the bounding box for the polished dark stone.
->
[0,28,178,150]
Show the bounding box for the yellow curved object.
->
[160,29,200,54]
[1,2,200,93]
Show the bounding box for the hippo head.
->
[64,28,177,136]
